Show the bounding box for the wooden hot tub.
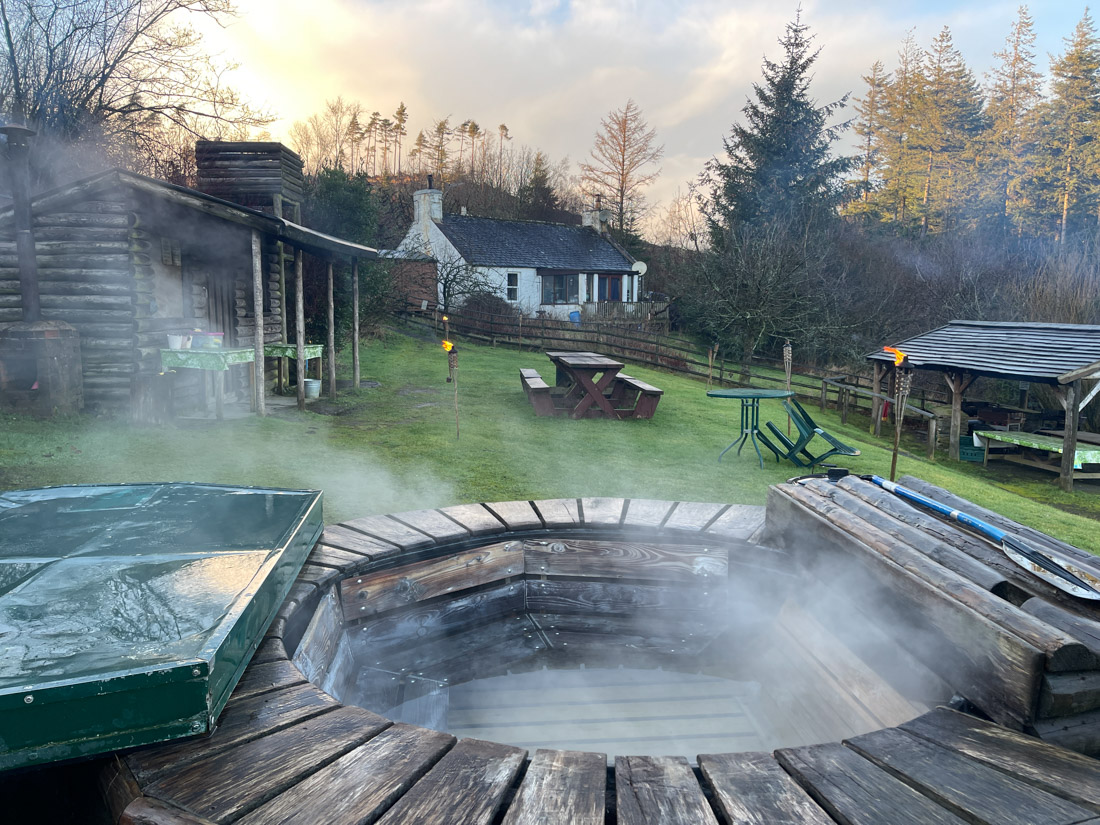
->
[100,483,1100,825]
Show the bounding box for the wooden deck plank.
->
[523,538,726,583]
[438,504,507,536]
[704,504,767,541]
[615,755,719,825]
[485,500,544,531]
[775,741,969,825]
[662,502,729,532]
[235,724,455,825]
[128,684,341,784]
[529,498,579,528]
[389,508,471,543]
[901,708,1100,810]
[306,544,369,570]
[845,726,1098,825]
[142,707,389,823]
[339,541,524,620]
[320,525,403,559]
[231,659,306,702]
[373,737,527,825]
[339,515,435,550]
[698,751,835,825]
[120,797,217,825]
[621,499,676,529]
[500,749,606,825]
[580,497,626,526]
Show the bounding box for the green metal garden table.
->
[707,388,794,468]
[160,347,255,419]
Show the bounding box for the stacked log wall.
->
[0,197,137,411]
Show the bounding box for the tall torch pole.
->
[886,348,912,482]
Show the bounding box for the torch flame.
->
[884,346,907,366]
[442,315,448,322]
[442,340,453,352]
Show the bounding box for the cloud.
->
[194,0,1086,227]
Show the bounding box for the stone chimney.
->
[581,205,611,236]
[413,187,444,243]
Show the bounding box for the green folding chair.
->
[781,398,861,469]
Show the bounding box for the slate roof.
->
[866,320,1100,384]
[435,214,635,272]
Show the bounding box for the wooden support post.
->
[944,370,975,462]
[927,417,938,460]
[250,230,266,416]
[1059,380,1080,493]
[819,378,827,411]
[352,257,360,390]
[327,261,336,400]
[277,240,288,394]
[295,248,306,411]
[870,361,883,436]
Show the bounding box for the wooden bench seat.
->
[519,368,555,416]
[611,373,663,419]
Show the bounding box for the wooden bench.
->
[519,368,555,416]
[611,373,663,419]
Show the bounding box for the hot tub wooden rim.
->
[109,497,1100,825]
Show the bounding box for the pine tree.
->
[873,33,927,232]
[847,60,890,220]
[392,103,409,175]
[518,151,560,220]
[702,12,852,242]
[984,6,1043,233]
[1038,9,1100,243]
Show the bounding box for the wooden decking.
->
[100,493,1100,825]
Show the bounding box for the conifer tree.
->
[874,33,927,232]
[851,60,889,214]
[1038,9,1100,243]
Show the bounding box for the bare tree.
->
[0,0,270,177]
[579,99,663,234]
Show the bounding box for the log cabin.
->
[0,141,377,418]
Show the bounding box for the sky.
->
[197,0,1087,223]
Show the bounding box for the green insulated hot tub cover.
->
[0,483,323,770]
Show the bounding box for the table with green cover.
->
[264,343,324,394]
[707,388,794,468]
[160,347,255,419]
[974,430,1100,474]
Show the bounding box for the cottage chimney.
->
[581,197,611,236]
[413,187,444,224]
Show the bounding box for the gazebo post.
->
[1058,380,1080,493]
[944,370,975,461]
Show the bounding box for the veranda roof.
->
[866,321,1100,385]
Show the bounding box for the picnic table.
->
[974,430,1100,479]
[707,388,794,468]
[523,351,662,419]
[160,347,255,419]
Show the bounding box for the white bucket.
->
[167,334,191,350]
[303,378,321,399]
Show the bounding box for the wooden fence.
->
[400,307,947,456]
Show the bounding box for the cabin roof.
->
[0,169,377,261]
[435,214,635,272]
[866,320,1100,384]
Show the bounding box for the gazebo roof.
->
[866,321,1100,385]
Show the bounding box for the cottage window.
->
[506,272,519,302]
[541,274,578,305]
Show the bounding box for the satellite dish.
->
[632,261,648,276]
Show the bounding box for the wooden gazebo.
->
[868,321,1100,491]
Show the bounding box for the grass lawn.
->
[2,325,1100,552]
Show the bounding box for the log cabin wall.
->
[0,196,138,411]
[195,141,304,220]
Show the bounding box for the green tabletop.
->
[707,388,794,400]
[974,430,1100,468]
[161,347,255,371]
[264,343,324,360]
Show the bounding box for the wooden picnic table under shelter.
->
[868,321,1100,491]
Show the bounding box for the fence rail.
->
[400,307,947,457]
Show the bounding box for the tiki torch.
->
[885,346,911,482]
[783,339,793,436]
[442,338,459,438]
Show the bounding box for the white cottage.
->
[398,188,645,320]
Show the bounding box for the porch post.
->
[945,370,974,461]
[278,240,288,394]
[250,230,266,416]
[295,248,306,411]
[352,257,361,390]
[1059,380,1080,493]
[327,261,336,400]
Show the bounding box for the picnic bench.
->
[520,352,662,419]
[974,430,1100,480]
